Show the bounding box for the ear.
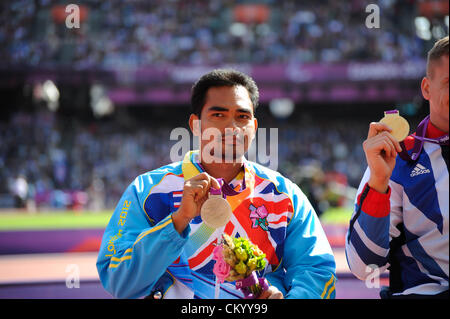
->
[189,114,201,136]
[421,76,430,101]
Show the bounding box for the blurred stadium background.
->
[0,0,448,299]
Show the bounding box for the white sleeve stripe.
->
[354,220,390,257]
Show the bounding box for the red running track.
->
[0,248,387,299]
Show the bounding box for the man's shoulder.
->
[132,161,184,190]
[141,161,183,177]
[246,161,300,194]
[247,160,283,179]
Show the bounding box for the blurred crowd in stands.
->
[0,109,371,214]
[0,0,445,213]
[1,0,443,67]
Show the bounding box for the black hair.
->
[190,69,259,117]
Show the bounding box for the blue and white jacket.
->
[97,151,336,299]
[346,122,449,296]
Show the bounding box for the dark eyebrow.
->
[207,105,253,116]
[236,108,252,114]
[207,106,229,112]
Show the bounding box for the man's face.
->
[189,85,258,163]
[422,55,449,132]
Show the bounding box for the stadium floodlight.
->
[414,16,432,40]
[42,80,60,112]
[229,22,248,37]
[269,98,295,119]
[90,84,114,118]
[432,25,446,40]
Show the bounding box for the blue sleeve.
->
[96,175,190,298]
[265,265,288,296]
[282,184,337,299]
[345,168,392,281]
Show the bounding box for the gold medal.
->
[379,110,410,141]
[200,194,232,229]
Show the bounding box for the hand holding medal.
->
[172,172,222,234]
[200,181,233,229]
[363,110,405,193]
[376,109,449,160]
[199,166,246,229]
[379,110,410,142]
[365,109,449,193]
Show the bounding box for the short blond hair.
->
[426,36,449,78]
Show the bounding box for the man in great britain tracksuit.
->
[96,69,336,299]
[346,36,449,298]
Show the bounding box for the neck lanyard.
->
[197,163,247,198]
[399,115,449,162]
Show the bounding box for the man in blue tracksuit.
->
[97,69,336,299]
[346,36,448,298]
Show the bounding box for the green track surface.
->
[0,207,352,231]
[319,207,353,224]
[0,210,113,231]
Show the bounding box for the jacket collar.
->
[181,150,253,191]
[426,120,447,139]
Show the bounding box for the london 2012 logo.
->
[249,204,269,231]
